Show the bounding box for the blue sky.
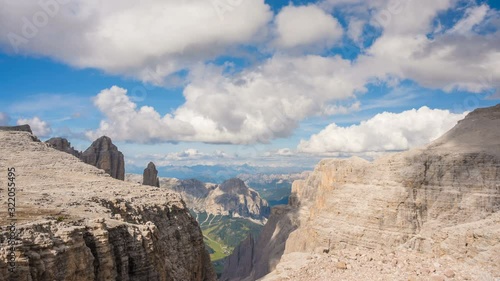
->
[0,0,499,174]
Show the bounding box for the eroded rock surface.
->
[81,136,125,180]
[0,131,216,281]
[220,205,298,281]
[223,104,500,280]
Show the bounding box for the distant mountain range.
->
[126,174,271,222]
[127,164,309,184]
[126,173,273,274]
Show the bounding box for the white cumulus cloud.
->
[298,107,467,154]
[448,4,489,35]
[347,18,365,44]
[273,5,343,51]
[352,1,500,93]
[87,86,194,143]
[88,55,366,144]
[2,0,499,147]
[0,0,272,84]
[17,116,52,137]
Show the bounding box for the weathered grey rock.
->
[0,124,32,133]
[220,205,298,281]
[0,130,216,281]
[220,234,255,281]
[46,137,81,158]
[143,162,160,187]
[81,136,125,180]
[155,177,270,222]
[215,178,271,220]
[224,104,500,280]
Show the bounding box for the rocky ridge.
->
[45,135,125,181]
[46,137,81,158]
[222,104,500,281]
[0,125,33,133]
[0,130,216,281]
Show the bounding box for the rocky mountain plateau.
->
[0,129,216,281]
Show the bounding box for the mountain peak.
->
[81,136,125,180]
[428,103,500,155]
[219,178,248,194]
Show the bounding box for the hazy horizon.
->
[1,0,499,173]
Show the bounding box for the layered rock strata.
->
[0,130,216,281]
[222,104,500,280]
[220,205,298,281]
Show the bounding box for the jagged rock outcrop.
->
[143,162,160,187]
[0,130,216,281]
[81,136,125,180]
[46,137,81,158]
[223,104,500,280]
[44,136,125,180]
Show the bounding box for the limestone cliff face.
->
[220,206,298,281]
[81,136,125,180]
[46,137,81,158]
[0,131,216,281]
[143,162,160,187]
[223,104,500,280]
